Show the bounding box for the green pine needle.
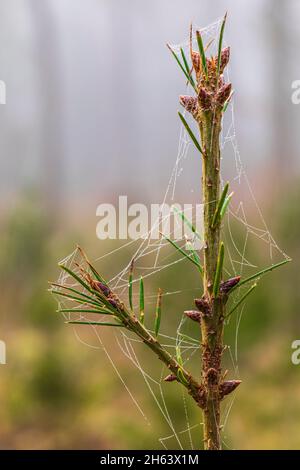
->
[196,30,207,77]
[128,259,134,311]
[178,112,203,155]
[154,288,162,337]
[177,368,189,386]
[212,182,229,228]
[230,259,291,293]
[180,47,195,88]
[167,44,197,91]
[226,283,257,318]
[58,264,92,294]
[213,242,225,297]
[220,192,233,220]
[217,12,227,77]
[77,246,107,284]
[176,345,183,367]
[50,283,103,307]
[58,308,112,315]
[139,277,145,324]
[66,321,124,327]
[51,289,103,309]
[222,90,233,113]
[176,346,190,385]
[172,205,201,240]
[184,239,203,275]
[162,233,203,273]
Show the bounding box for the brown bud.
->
[216,83,232,106]
[108,298,118,309]
[198,87,212,111]
[220,46,230,73]
[220,276,241,294]
[206,56,217,74]
[179,95,198,117]
[164,374,177,382]
[194,298,211,316]
[95,281,111,297]
[191,51,201,77]
[219,380,241,399]
[184,310,201,322]
[217,74,225,89]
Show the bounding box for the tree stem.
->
[199,110,224,450]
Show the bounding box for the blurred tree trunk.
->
[267,0,295,184]
[29,0,64,220]
[107,0,138,197]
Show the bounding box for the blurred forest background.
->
[0,0,300,449]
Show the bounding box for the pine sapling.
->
[50,15,290,450]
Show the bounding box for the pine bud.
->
[219,380,241,398]
[198,87,212,111]
[216,83,232,106]
[218,74,225,89]
[220,46,230,73]
[179,95,198,117]
[108,298,118,309]
[191,51,201,77]
[207,56,217,74]
[164,374,177,382]
[220,276,241,294]
[194,298,211,316]
[184,310,201,322]
[95,281,111,297]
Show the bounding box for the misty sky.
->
[0,0,300,209]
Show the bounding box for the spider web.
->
[53,17,290,450]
